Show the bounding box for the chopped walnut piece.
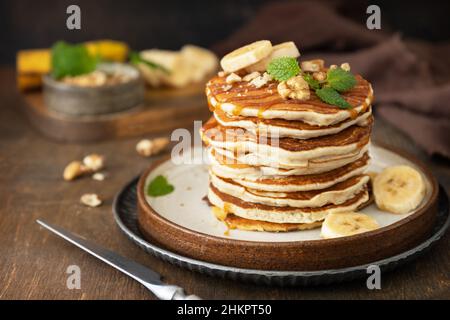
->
[63,161,89,181]
[312,71,326,82]
[80,193,102,207]
[340,62,351,71]
[301,59,324,72]
[83,154,104,172]
[62,71,107,87]
[250,72,272,88]
[92,172,106,181]
[222,84,232,91]
[277,76,310,100]
[136,137,169,157]
[242,71,261,82]
[225,73,241,84]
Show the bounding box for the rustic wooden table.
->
[0,67,449,299]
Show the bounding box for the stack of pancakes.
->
[201,72,374,232]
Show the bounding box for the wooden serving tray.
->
[20,84,210,143]
[136,144,439,271]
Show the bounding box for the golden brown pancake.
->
[209,143,370,177]
[223,214,323,232]
[206,73,373,125]
[210,171,370,209]
[210,183,368,212]
[201,116,372,152]
[208,183,370,224]
[213,106,373,139]
[213,151,370,191]
[212,174,368,200]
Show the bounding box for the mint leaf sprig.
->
[267,57,357,109]
[267,57,300,81]
[302,73,320,90]
[313,66,355,109]
[129,51,170,75]
[51,41,98,79]
[146,175,174,197]
[316,86,352,109]
[326,67,357,92]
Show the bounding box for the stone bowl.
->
[43,62,144,116]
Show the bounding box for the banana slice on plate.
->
[321,212,379,239]
[220,40,272,73]
[373,165,426,214]
[246,41,300,72]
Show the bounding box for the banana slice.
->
[139,49,191,87]
[246,41,300,72]
[180,45,218,82]
[321,212,379,239]
[373,165,425,214]
[220,40,272,73]
[139,47,218,87]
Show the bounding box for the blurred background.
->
[1,0,450,64]
[0,0,449,159]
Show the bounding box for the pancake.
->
[208,183,370,224]
[201,49,375,232]
[201,116,372,168]
[210,172,369,208]
[213,107,373,139]
[221,212,323,232]
[206,73,373,126]
[208,144,369,176]
[228,153,370,192]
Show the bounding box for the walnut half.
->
[80,193,102,207]
[136,137,169,157]
[277,76,310,100]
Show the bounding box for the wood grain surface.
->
[0,67,449,299]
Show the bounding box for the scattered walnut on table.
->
[63,154,105,181]
[80,193,102,207]
[136,137,169,157]
[92,172,106,181]
[83,154,105,172]
[63,161,88,181]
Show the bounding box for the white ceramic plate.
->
[144,144,432,242]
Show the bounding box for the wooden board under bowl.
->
[136,144,439,271]
[20,83,210,143]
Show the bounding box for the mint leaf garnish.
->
[302,73,320,90]
[326,67,356,92]
[146,175,174,197]
[129,51,170,74]
[51,41,97,79]
[267,57,300,81]
[315,87,352,109]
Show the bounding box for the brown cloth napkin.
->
[213,1,450,158]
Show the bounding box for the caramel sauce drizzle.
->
[207,75,372,122]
